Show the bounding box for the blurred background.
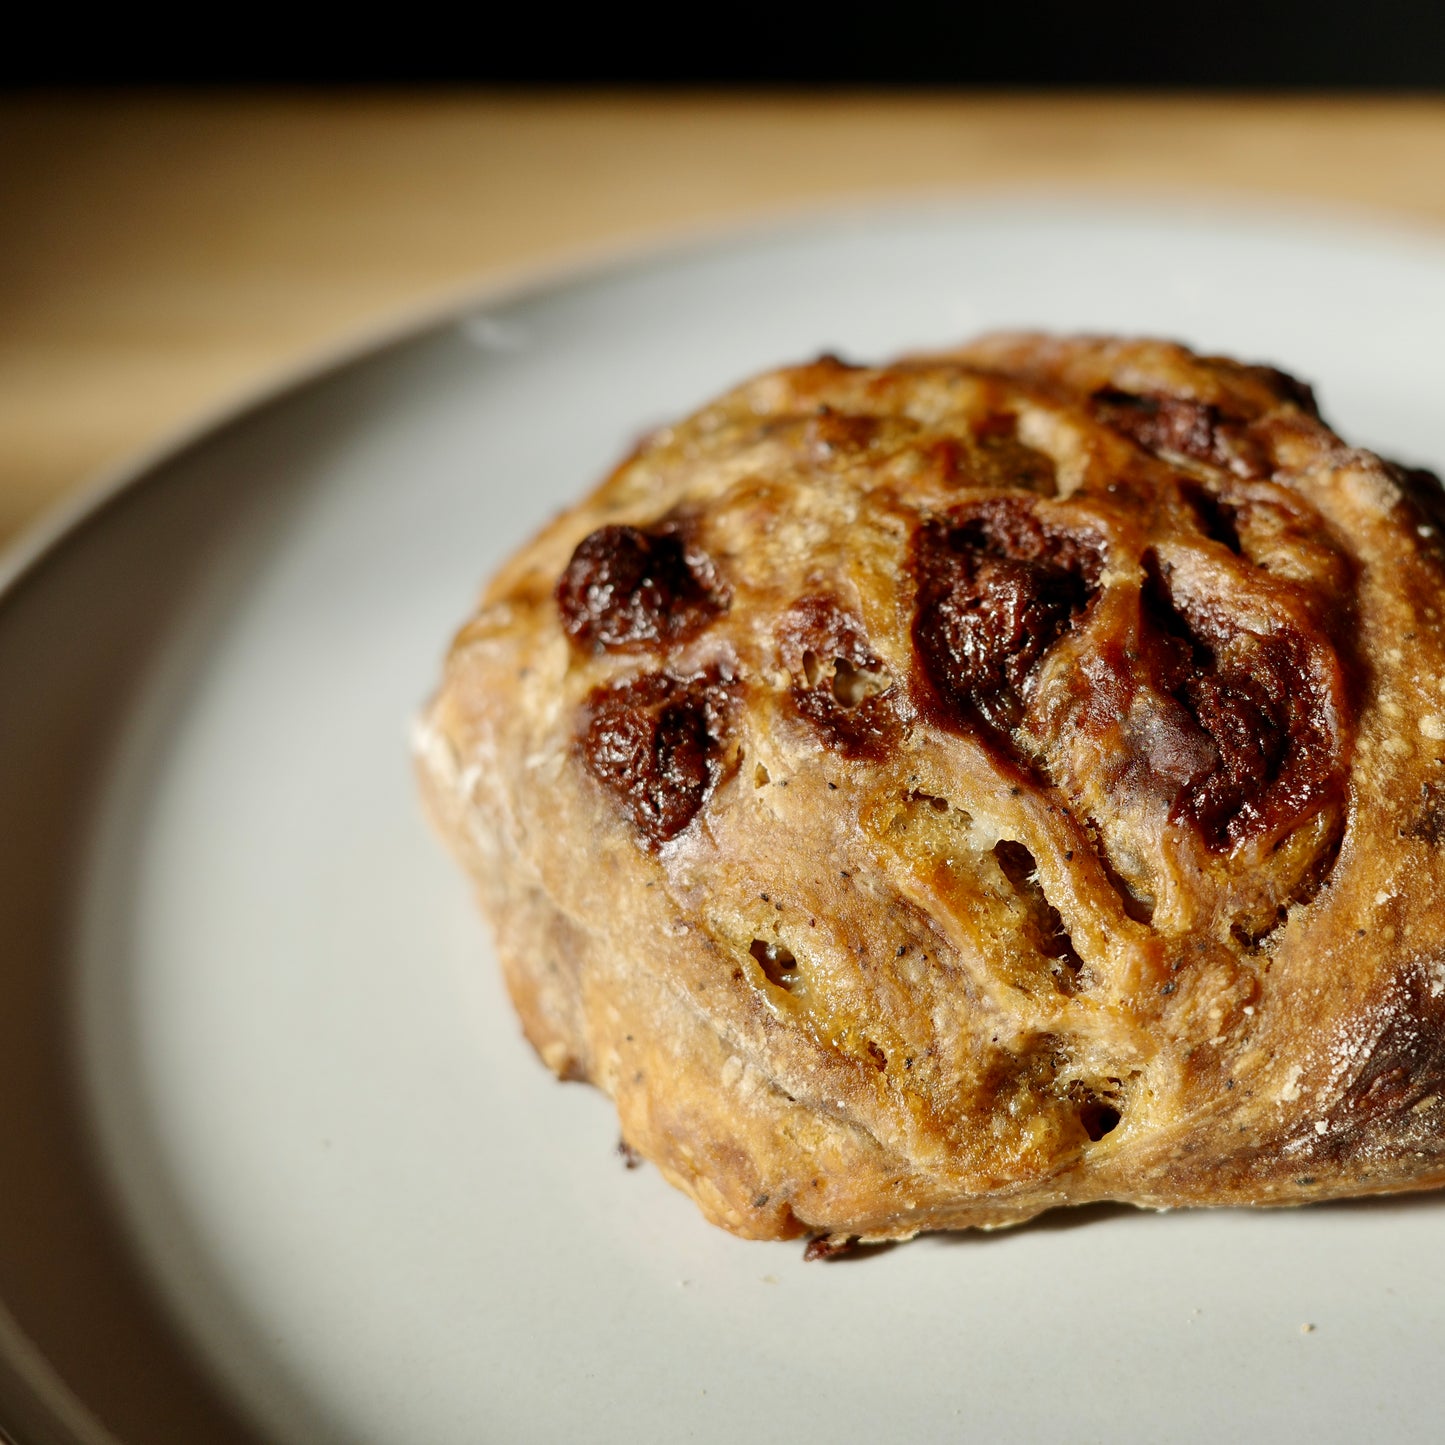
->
[2,0,1443,545]
[10,2,1445,87]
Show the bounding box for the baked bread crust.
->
[417,334,1445,1244]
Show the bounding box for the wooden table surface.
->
[3,91,1444,547]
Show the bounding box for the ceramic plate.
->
[4,201,1445,1445]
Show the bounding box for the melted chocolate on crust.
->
[1140,554,1339,847]
[1090,388,1270,479]
[777,596,901,759]
[908,485,1346,852]
[556,524,726,653]
[1091,388,1251,472]
[910,497,1103,737]
[582,669,733,845]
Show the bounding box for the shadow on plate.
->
[809,1186,1445,1263]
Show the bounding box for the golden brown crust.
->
[417,333,1445,1244]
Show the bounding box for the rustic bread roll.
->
[416,334,1445,1247]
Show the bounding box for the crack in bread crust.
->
[417,333,1445,1241]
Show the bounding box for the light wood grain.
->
[3,92,1444,545]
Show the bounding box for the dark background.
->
[6,1,1445,88]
